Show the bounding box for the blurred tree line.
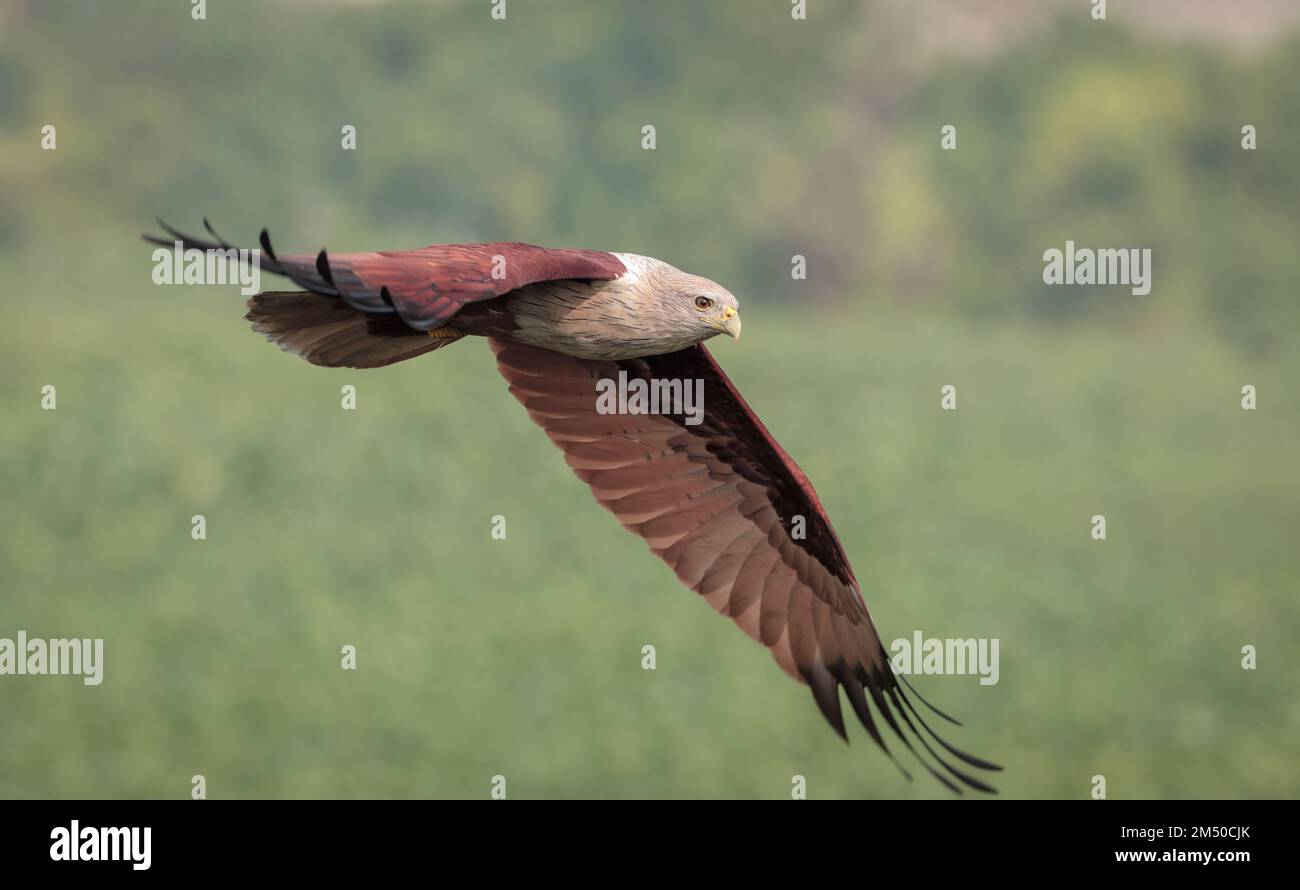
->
[1,0,1297,352]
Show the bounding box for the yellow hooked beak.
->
[713,305,742,340]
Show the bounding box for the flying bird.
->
[145,219,1001,793]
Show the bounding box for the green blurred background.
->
[2,0,1297,799]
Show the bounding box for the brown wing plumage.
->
[491,337,1001,793]
[280,241,625,331]
[144,219,626,330]
[243,291,457,368]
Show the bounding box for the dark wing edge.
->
[142,218,626,331]
[491,337,1002,794]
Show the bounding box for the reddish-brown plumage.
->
[490,338,1000,793]
[286,242,627,330]
[144,221,626,331]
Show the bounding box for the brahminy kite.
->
[144,219,1001,793]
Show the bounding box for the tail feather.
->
[246,291,460,368]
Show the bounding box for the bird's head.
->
[686,279,742,342]
[659,269,742,344]
[610,254,742,354]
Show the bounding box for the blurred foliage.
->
[3,301,1298,799]
[1,1,1298,798]
[2,1,1298,349]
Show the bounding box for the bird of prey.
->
[145,219,1001,793]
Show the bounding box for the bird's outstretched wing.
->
[491,337,1001,793]
[143,219,626,330]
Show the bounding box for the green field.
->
[3,296,1296,799]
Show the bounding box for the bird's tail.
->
[246,291,461,369]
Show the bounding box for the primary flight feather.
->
[144,219,1001,793]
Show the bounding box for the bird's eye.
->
[694,295,713,310]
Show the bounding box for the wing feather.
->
[490,337,1001,792]
[145,221,626,331]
